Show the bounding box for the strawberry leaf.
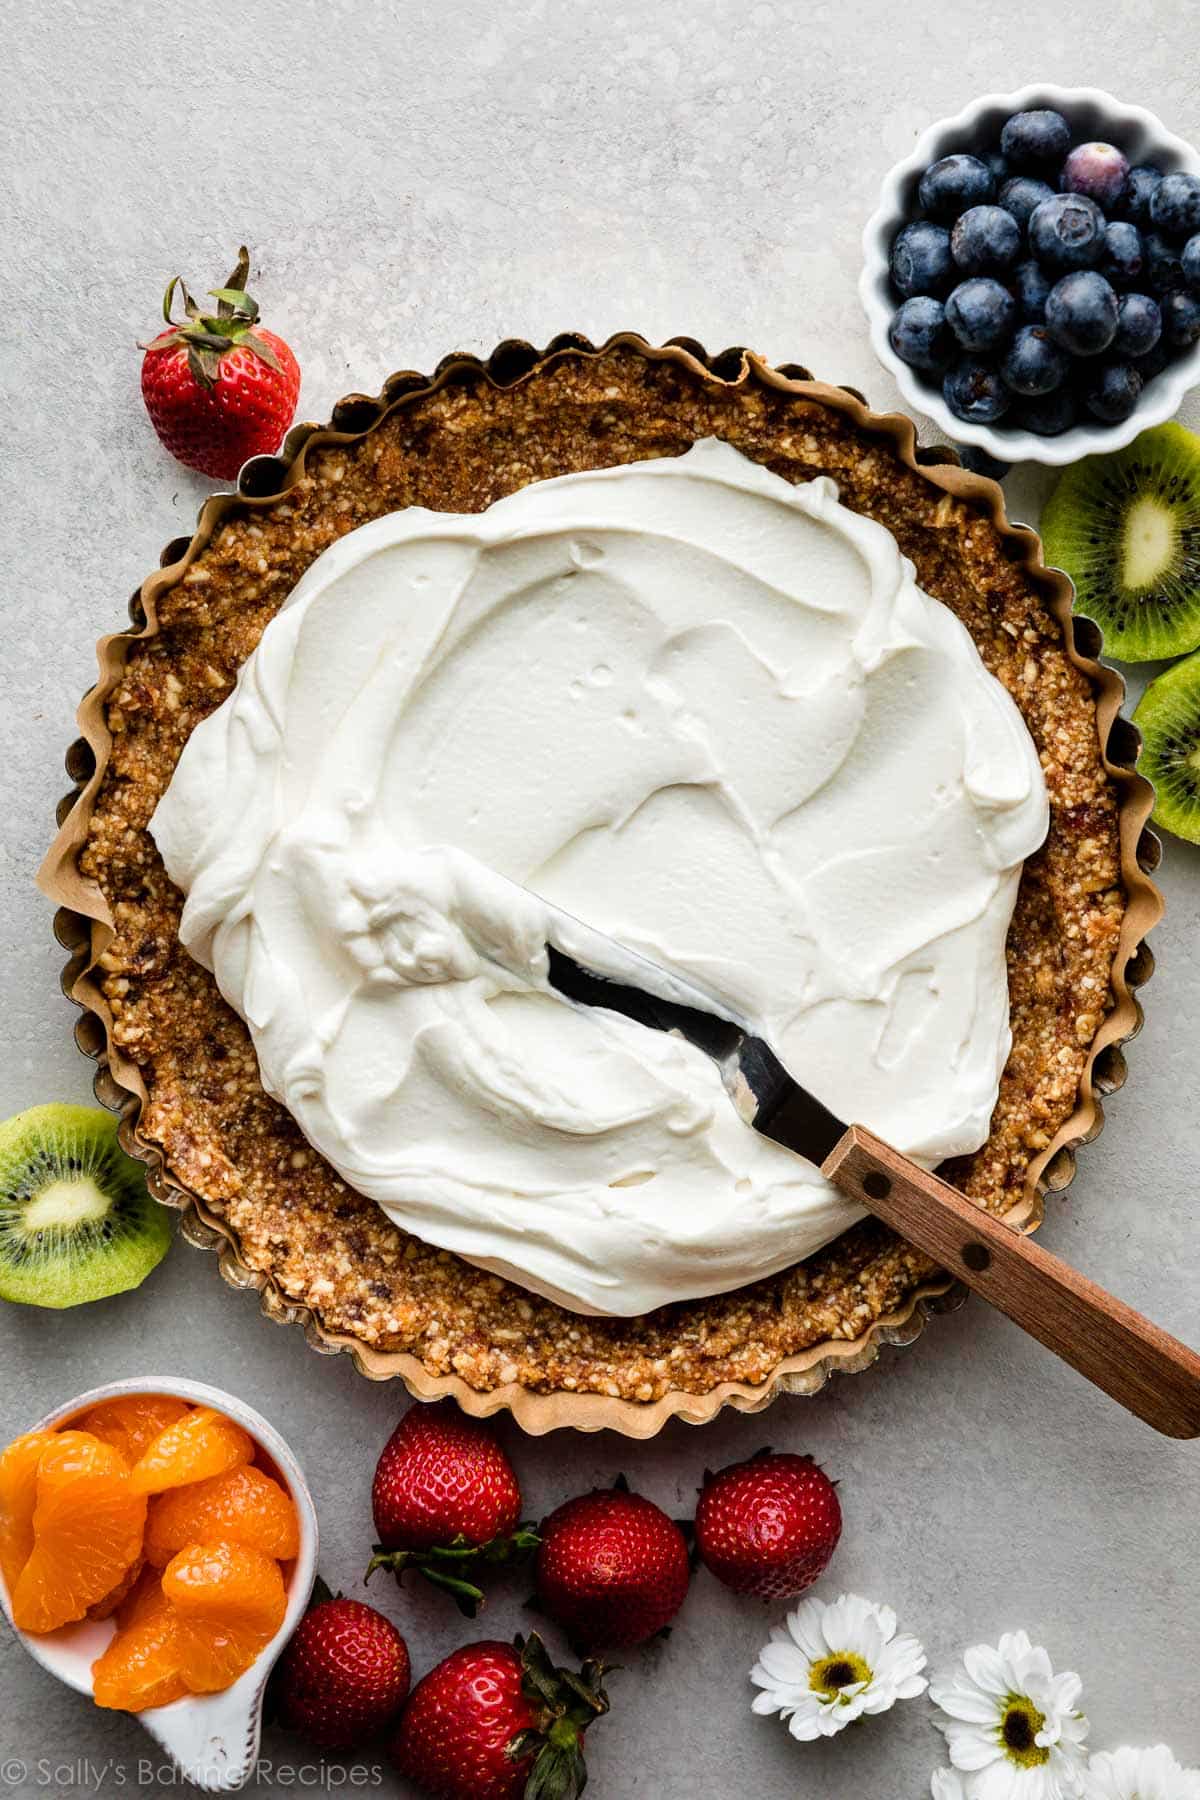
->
[207,286,259,321]
[239,330,283,372]
[508,1635,609,1800]
[186,343,222,390]
[222,245,252,298]
[364,1524,540,1616]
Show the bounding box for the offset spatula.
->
[545,937,1200,1439]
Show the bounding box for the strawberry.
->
[140,245,300,480]
[390,1631,608,1800]
[366,1402,537,1615]
[273,1597,410,1749]
[693,1450,842,1599]
[535,1479,690,1649]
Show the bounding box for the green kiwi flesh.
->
[1134,648,1200,845]
[1041,422,1200,662]
[0,1103,173,1307]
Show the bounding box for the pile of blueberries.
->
[887,107,1200,434]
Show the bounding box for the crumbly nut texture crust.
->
[79,347,1125,1401]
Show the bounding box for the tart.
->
[41,335,1162,1434]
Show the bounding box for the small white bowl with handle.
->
[0,1375,319,1792]
[860,83,1200,465]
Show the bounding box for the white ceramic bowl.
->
[0,1377,318,1793]
[860,84,1200,465]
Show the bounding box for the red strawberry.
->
[535,1480,690,1649]
[273,1597,410,1749]
[390,1632,608,1800]
[694,1450,842,1599]
[366,1402,537,1615]
[140,245,300,480]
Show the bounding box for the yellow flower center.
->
[1000,1696,1049,1768]
[809,1652,872,1701]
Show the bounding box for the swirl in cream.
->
[151,439,1048,1317]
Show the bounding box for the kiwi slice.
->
[1134,649,1200,844]
[1041,422,1200,662]
[0,1104,173,1307]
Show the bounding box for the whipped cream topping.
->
[151,439,1048,1317]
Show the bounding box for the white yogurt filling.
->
[151,439,1048,1317]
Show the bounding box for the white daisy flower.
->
[1084,1745,1200,1800]
[932,1773,974,1800]
[930,1629,1089,1799]
[750,1591,927,1741]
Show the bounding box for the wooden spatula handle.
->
[822,1125,1200,1439]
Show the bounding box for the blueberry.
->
[1132,339,1171,382]
[951,205,1021,274]
[1182,234,1200,292]
[1100,221,1145,288]
[1113,292,1162,358]
[1013,388,1079,435]
[1122,164,1163,225]
[945,277,1017,350]
[890,221,954,297]
[1028,193,1107,271]
[1045,270,1119,356]
[918,154,995,220]
[955,444,1011,478]
[943,357,1011,422]
[1144,230,1187,294]
[889,296,954,371]
[1081,360,1143,423]
[983,150,1011,187]
[1001,324,1070,395]
[998,175,1055,231]
[1000,109,1071,170]
[1161,288,1200,347]
[1150,171,1200,239]
[1012,259,1053,322]
[1060,141,1130,212]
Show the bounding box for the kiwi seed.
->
[1041,421,1200,662]
[1134,648,1200,845]
[0,1103,173,1308]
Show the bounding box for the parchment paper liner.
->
[38,332,1164,1438]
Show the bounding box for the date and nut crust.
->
[80,346,1124,1403]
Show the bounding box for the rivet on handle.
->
[962,1241,991,1272]
[862,1171,891,1201]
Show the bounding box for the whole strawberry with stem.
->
[535,1476,690,1650]
[391,1631,608,1800]
[273,1596,410,1749]
[140,245,300,479]
[694,1449,842,1599]
[366,1402,538,1616]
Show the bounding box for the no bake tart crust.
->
[42,336,1161,1432]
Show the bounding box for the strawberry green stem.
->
[364,1525,541,1618]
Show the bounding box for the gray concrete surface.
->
[2,2,1198,1795]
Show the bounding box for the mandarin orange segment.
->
[115,1562,173,1631]
[11,1431,146,1634]
[0,1429,58,1593]
[130,1407,253,1497]
[162,1540,287,1693]
[87,1553,146,1621]
[92,1579,186,1712]
[78,1395,191,1468]
[145,1464,299,1567]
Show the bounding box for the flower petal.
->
[942,1719,1003,1772]
[934,1681,1005,1725]
[963,1642,1013,1698]
[753,1640,810,1686]
[931,1772,972,1800]
[973,1759,1025,1800]
[785,1599,828,1662]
